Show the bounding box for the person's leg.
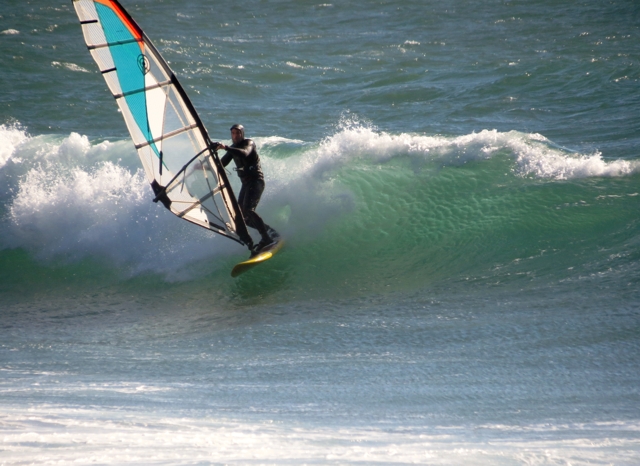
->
[240,180,271,244]
[236,185,254,248]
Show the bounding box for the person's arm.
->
[216,140,254,167]
[220,151,232,167]
[222,140,255,159]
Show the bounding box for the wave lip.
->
[313,121,640,180]
[2,121,638,288]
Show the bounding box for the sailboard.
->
[72,0,253,250]
[231,239,284,278]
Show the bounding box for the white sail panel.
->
[73,0,250,246]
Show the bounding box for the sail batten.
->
[87,37,142,50]
[72,0,251,247]
[133,123,200,149]
[113,79,172,99]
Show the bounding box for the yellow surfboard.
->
[231,240,284,277]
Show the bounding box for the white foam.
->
[51,61,91,73]
[255,135,356,241]
[248,121,640,247]
[1,407,638,465]
[3,122,635,277]
[0,123,29,168]
[1,130,239,279]
[9,162,146,254]
[301,120,640,180]
[494,130,638,179]
[256,135,305,147]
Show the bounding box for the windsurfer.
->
[216,124,279,254]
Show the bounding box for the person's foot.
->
[266,226,280,240]
[251,238,276,256]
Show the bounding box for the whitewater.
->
[2,0,640,464]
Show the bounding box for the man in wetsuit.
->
[216,124,278,254]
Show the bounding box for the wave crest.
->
[300,121,639,180]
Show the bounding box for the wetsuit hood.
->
[230,124,245,140]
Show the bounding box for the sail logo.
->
[137,54,150,75]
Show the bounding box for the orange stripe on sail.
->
[95,0,143,41]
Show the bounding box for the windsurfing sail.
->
[72,0,251,247]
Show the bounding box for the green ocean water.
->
[1,127,638,303]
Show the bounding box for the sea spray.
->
[2,122,639,292]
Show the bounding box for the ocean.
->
[1,0,639,464]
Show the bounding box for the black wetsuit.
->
[220,138,273,245]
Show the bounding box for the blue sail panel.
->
[73,0,250,245]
